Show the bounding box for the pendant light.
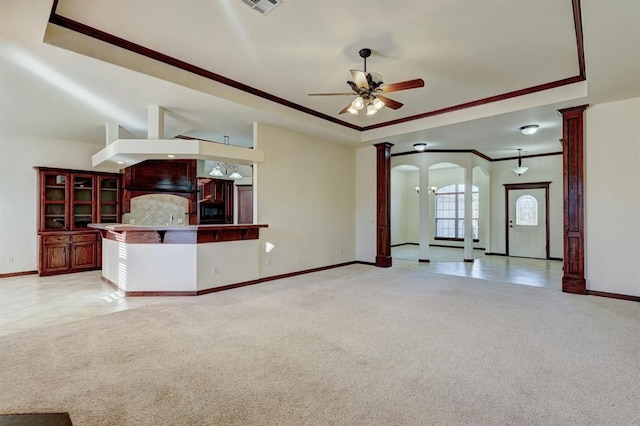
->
[513,149,529,176]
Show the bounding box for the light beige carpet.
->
[0,264,638,425]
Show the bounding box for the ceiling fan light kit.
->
[309,48,424,116]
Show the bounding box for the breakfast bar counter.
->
[90,223,268,296]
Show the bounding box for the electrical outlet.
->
[8,256,14,264]
[213,266,219,275]
[340,249,344,255]
[266,257,272,265]
[177,218,183,224]
[129,219,136,224]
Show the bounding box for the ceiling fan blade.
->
[350,70,368,89]
[308,92,355,96]
[376,95,404,110]
[338,102,353,115]
[380,78,425,93]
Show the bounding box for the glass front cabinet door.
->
[71,173,95,230]
[98,176,120,224]
[40,171,69,231]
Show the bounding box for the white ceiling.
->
[1,0,639,159]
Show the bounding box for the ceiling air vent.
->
[240,0,282,15]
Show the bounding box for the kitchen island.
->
[90,223,268,296]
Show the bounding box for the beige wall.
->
[391,167,419,245]
[0,134,109,274]
[355,146,376,263]
[254,123,355,277]
[586,97,640,296]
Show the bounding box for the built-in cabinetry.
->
[198,178,234,224]
[35,167,122,276]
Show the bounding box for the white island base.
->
[92,224,268,296]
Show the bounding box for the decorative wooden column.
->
[558,105,588,294]
[374,142,393,267]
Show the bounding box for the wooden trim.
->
[391,149,491,160]
[127,290,198,297]
[586,290,640,303]
[100,252,585,299]
[504,182,552,259]
[47,13,361,132]
[429,244,486,250]
[0,270,38,279]
[361,76,585,131]
[375,143,394,267]
[559,105,588,294]
[101,276,121,292]
[572,0,587,79]
[392,149,563,162]
[48,2,587,132]
[354,261,377,266]
[120,261,361,297]
[491,152,563,162]
[503,182,552,190]
[390,242,419,247]
[434,237,480,243]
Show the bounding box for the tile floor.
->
[0,271,178,337]
[391,245,563,289]
[0,248,563,337]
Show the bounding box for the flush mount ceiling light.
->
[308,48,425,116]
[520,124,540,135]
[413,143,427,152]
[513,149,529,176]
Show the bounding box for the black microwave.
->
[200,202,225,223]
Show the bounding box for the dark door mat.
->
[0,413,72,426]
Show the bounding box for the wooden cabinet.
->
[34,167,121,276]
[39,232,99,276]
[197,178,234,224]
[122,159,197,224]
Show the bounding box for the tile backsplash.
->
[122,194,189,225]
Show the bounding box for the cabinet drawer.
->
[42,235,70,244]
[72,233,98,243]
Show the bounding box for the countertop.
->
[88,223,268,232]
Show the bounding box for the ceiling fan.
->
[308,48,425,116]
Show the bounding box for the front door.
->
[508,188,547,259]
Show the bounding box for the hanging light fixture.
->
[413,143,427,152]
[209,135,243,179]
[513,149,529,176]
[209,162,243,179]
